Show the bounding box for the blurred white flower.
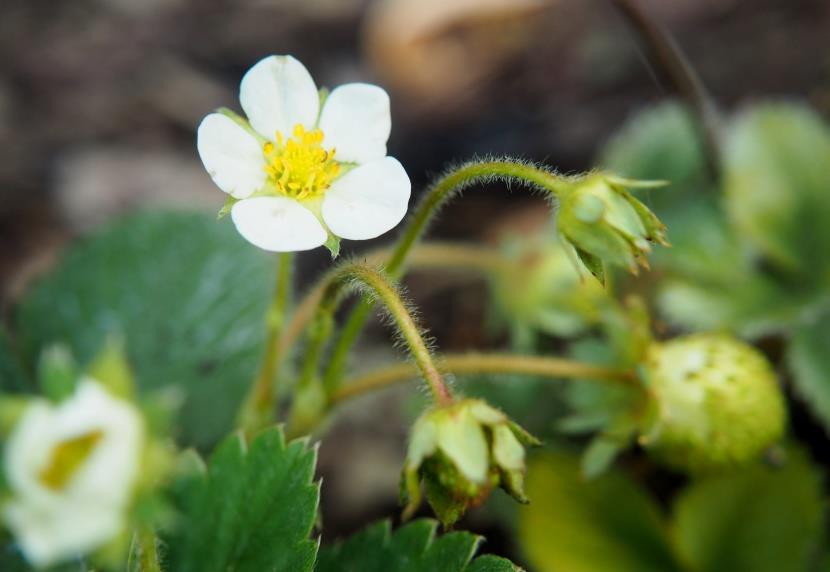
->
[197,55,411,252]
[3,380,143,567]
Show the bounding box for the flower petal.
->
[196,113,266,199]
[239,55,319,140]
[231,196,327,252]
[322,157,410,240]
[319,83,391,164]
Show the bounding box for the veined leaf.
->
[15,211,274,447]
[167,426,319,572]
[316,519,519,572]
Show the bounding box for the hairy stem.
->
[330,353,638,405]
[129,528,162,572]
[237,252,293,434]
[299,262,453,406]
[322,160,576,392]
[277,242,503,357]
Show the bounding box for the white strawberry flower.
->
[2,380,144,567]
[197,55,412,253]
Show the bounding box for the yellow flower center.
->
[263,124,340,200]
[38,430,104,491]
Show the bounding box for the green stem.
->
[277,242,503,359]
[129,528,162,572]
[237,252,293,434]
[322,159,576,392]
[329,353,638,405]
[298,262,452,407]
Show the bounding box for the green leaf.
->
[672,448,825,572]
[15,211,274,447]
[316,519,519,572]
[167,426,320,572]
[723,103,830,276]
[559,339,642,437]
[517,451,681,572]
[655,198,819,337]
[788,313,830,433]
[600,101,708,200]
[581,436,624,480]
[0,329,29,394]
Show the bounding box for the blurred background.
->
[2,0,830,568]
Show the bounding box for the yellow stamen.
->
[38,430,104,490]
[262,124,340,200]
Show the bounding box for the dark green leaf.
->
[788,314,830,433]
[167,426,319,572]
[316,519,518,572]
[517,451,681,572]
[0,329,29,394]
[672,448,825,572]
[15,211,274,447]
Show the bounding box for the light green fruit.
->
[641,333,786,473]
[557,174,668,274]
[401,398,540,526]
[491,239,607,337]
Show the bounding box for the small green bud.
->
[491,236,608,338]
[401,398,540,526]
[557,174,668,278]
[639,333,786,473]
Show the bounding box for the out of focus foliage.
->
[519,449,825,572]
[601,100,830,433]
[15,212,274,447]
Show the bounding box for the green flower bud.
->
[401,398,540,526]
[491,236,608,338]
[639,333,786,473]
[557,174,668,278]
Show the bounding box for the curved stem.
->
[330,353,638,405]
[237,252,293,434]
[277,243,503,358]
[322,160,577,392]
[299,262,453,406]
[386,160,570,275]
[609,0,722,177]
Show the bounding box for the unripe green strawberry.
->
[557,174,668,278]
[490,236,607,338]
[639,333,786,473]
[401,398,540,526]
